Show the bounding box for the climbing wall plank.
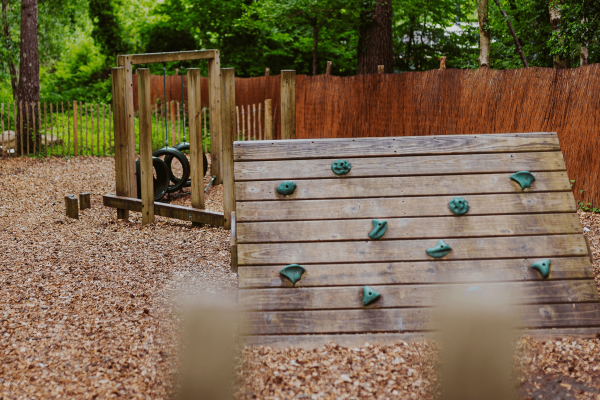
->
[237,213,582,243]
[234,151,566,181]
[233,133,560,161]
[237,235,587,265]
[236,192,577,221]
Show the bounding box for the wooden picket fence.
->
[235,100,273,141]
[0,100,214,158]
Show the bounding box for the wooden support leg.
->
[65,195,79,219]
[188,69,205,227]
[208,52,222,184]
[111,67,130,220]
[281,70,296,140]
[221,68,235,230]
[138,69,155,225]
[79,193,91,210]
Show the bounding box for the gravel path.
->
[1,157,599,399]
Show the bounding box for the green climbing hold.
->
[362,285,381,306]
[449,197,469,215]
[368,219,388,240]
[510,171,535,190]
[280,264,305,285]
[276,181,297,195]
[331,160,351,175]
[531,259,551,278]
[426,239,452,258]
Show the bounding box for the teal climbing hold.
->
[510,171,535,190]
[276,181,297,195]
[531,259,551,278]
[362,285,381,306]
[449,197,469,215]
[368,219,388,240]
[280,264,305,285]
[464,286,482,296]
[331,160,351,175]
[426,239,452,258]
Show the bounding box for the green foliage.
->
[547,0,600,65]
[89,0,130,62]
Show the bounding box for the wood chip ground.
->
[1,157,599,399]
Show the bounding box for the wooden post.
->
[1,104,4,158]
[43,102,47,155]
[188,69,205,221]
[326,61,332,75]
[13,103,16,157]
[440,56,447,69]
[235,106,240,140]
[264,99,273,140]
[96,103,100,155]
[117,55,137,198]
[108,104,112,154]
[203,108,208,153]
[170,100,176,146]
[61,102,65,156]
[102,103,106,155]
[177,102,181,144]
[73,101,78,156]
[112,67,130,220]
[221,68,235,230]
[79,192,91,210]
[258,103,262,140]
[241,104,245,140]
[281,70,296,140]
[67,102,71,156]
[252,104,256,141]
[19,101,23,155]
[378,65,385,73]
[247,105,251,141]
[138,69,154,225]
[37,102,41,155]
[65,195,78,219]
[25,101,30,155]
[208,51,222,184]
[31,102,35,154]
[265,68,270,76]
[91,103,95,155]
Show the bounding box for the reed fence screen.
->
[295,65,600,207]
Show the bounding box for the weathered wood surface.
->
[238,257,593,288]
[188,69,205,212]
[117,49,217,66]
[79,193,91,210]
[241,303,600,335]
[236,192,577,221]
[103,195,224,226]
[237,213,581,243]
[234,133,560,161]
[138,69,155,225]
[111,67,130,220]
[237,235,587,265]
[239,280,599,311]
[281,71,296,140]
[234,152,566,181]
[236,171,570,201]
[222,68,236,229]
[65,195,79,219]
[241,327,600,349]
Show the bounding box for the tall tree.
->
[357,0,394,74]
[477,0,491,66]
[1,0,18,98]
[16,0,38,105]
[548,0,570,67]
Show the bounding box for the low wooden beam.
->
[117,50,218,66]
[103,195,225,226]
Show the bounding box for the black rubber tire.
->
[164,142,208,188]
[152,147,190,193]
[135,156,170,201]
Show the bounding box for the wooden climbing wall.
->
[233,133,600,349]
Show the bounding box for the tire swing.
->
[163,142,208,188]
[152,147,191,193]
[135,156,170,201]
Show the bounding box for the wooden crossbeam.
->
[103,195,224,226]
[117,50,218,66]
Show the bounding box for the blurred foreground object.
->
[436,288,519,400]
[178,299,237,400]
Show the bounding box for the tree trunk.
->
[1,0,18,98]
[312,19,319,75]
[580,45,589,66]
[357,0,394,74]
[549,0,570,68]
[478,0,491,67]
[492,0,528,67]
[16,0,39,154]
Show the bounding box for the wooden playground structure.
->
[102,49,297,230]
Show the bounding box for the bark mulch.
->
[1,157,599,399]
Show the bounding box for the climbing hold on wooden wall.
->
[331,160,352,175]
[362,285,381,306]
[449,197,469,215]
[510,171,535,190]
[531,259,551,278]
[280,264,305,285]
[426,239,452,258]
[368,219,388,240]
[276,181,297,195]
